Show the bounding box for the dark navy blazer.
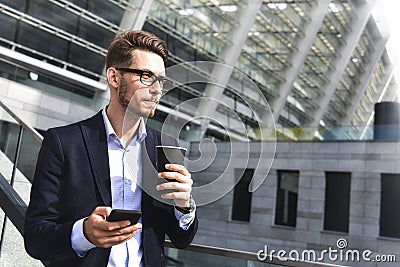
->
[24,111,197,267]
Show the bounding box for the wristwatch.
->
[176,195,195,214]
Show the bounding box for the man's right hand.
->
[83,206,142,248]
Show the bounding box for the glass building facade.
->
[0,0,396,141]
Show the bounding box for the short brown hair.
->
[106,30,168,69]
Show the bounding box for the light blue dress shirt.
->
[70,108,195,267]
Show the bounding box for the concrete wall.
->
[0,77,107,130]
[189,141,400,267]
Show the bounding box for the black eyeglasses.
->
[115,67,172,91]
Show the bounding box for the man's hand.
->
[83,206,142,248]
[156,164,192,209]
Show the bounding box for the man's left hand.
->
[156,164,192,209]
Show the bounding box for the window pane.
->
[1,0,26,12]
[17,23,69,61]
[275,170,299,226]
[29,0,79,33]
[68,43,105,74]
[324,172,351,232]
[87,0,124,25]
[0,13,18,41]
[380,173,400,238]
[231,169,254,222]
[76,19,115,48]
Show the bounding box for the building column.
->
[119,0,154,30]
[342,36,389,126]
[185,1,263,141]
[357,65,396,139]
[308,0,377,127]
[262,0,330,128]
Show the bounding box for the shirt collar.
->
[102,107,147,145]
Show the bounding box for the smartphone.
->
[107,209,142,225]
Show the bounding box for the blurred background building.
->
[0,0,399,266]
[0,0,397,140]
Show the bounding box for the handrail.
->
[165,240,346,267]
[0,173,49,266]
[0,172,26,235]
[0,100,43,143]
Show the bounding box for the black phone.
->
[107,209,142,225]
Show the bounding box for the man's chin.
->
[125,106,156,119]
[147,103,158,118]
[147,107,156,118]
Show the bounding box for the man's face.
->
[116,50,165,118]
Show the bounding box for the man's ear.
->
[106,68,119,88]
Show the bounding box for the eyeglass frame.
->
[115,67,172,90]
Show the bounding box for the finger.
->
[92,206,113,217]
[158,171,182,182]
[159,171,192,185]
[101,220,132,231]
[95,224,142,247]
[107,223,142,236]
[156,182,191,192]
[161,191,191,200]
[84,207,114,236]
[165,164,190,176]
[98,231,136,247]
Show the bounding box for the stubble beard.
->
[118,77,130,112]
[118,77,156,119]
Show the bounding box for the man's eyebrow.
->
[143,69,166,78]
[140,69,156,75]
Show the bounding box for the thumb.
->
[92,206,113,218]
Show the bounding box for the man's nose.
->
[149,81,163,95]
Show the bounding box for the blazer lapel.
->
[141,127,176,208]
[80,111,111,206]
[141,130,158,206]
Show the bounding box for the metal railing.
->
[0,101,43,144]
[0,100,44,266]
[0,99,345,266]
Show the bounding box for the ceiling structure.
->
[0,0,397,141]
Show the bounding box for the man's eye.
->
[142,73,154,80]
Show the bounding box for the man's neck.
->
[106,104,141,148]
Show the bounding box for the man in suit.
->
[24,30,198,267]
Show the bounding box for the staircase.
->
[0,100,43,266]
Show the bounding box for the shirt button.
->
[125,179,129,184]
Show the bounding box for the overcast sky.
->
[378,0,400,88]
[380,0,400,60]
